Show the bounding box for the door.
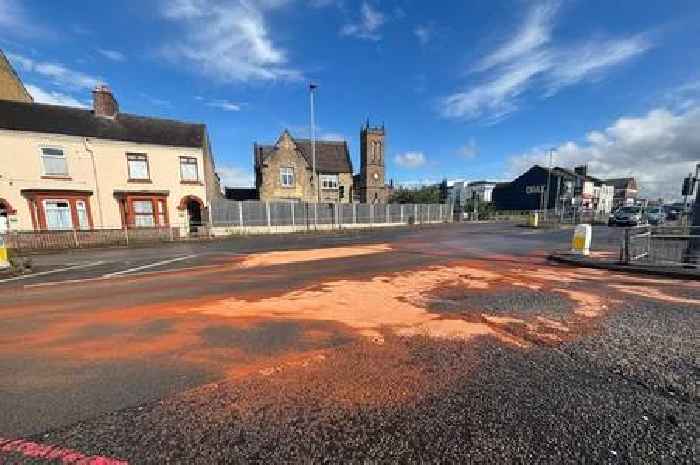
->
[187,200,202,233]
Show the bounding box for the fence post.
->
[336,203,340,229]
[266,202,271,233]
[624,228,630,264]
[414,204,418,224]
[238,202,244,228]
[353,203,357,224]
[428,205,431,223]
[400,205,404,223]
[313,203,318,229]
[290,201,295,228]
[169,226,174,242]
[72,228,79,248]
[386,204,390,225]
[370,203,374,227]
[439,204,443,222]
[124,226,129,246]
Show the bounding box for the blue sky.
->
[2,0,700,199]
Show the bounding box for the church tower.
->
[359,121,387,203]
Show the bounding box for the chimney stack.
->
[92,85,118,118]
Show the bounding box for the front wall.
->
[259,145,314,202]
[0,129,209,230]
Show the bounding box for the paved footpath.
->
[1,223,696,463]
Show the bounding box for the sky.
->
[2,0,700,200]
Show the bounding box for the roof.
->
[255,133,353,173]
[0,99,205,148]
[604,178,637,189]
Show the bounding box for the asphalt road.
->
[1,223,696,464]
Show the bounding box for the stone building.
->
[0,50,32,103]
[254,130,354,203]
[356,122,388,203]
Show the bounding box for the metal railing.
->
[621,225,700,266]
[1,226,181,251]
[210,200,453,230]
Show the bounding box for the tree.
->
[389,185,441,204]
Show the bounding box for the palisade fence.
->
[209,199,452,233]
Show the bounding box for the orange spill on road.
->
[186,264,524,344]
[236,244,393,268]
[610,284,700,305]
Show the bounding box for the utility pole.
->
[543,148,556,221]
[684,163,700,265]
[309,83,319,204]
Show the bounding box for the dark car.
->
[610,206,646,226]
[664,205,680,221]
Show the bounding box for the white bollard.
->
[571,223,592,255]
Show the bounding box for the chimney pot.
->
[92,85,118,118]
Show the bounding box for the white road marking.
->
[0,261,105,284]
[23,262,220,288]
[100,254,197,278]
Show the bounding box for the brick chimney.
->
[92,85,118,118]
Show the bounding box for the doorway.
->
[0,209,7,233]
[187,199,202,233]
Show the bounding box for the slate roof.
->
[604,178,637,190]
[255,134,353,173]
[0,99,205,148]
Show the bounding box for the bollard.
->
[528,211,539,228]
[0,235,9,269]
[571,223,592,256]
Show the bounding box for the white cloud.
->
[508,106,700,201]
[206,99,242,111]
[457,139,478,159]
[340,2,385,41]
[25,84,87,108]
[160,0,301,83]
[218,164,254,187]
[0,0,42,36]
[394,151,427,169]
[7,53,103,90]
[440,1,651,122]
[97,49,127,62]
[414,24,432,46]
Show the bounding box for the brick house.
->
[0,50,32,103]
[254,130,354,203]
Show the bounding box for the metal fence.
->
[210,200,452,231]
[1,226,180,251]
[621,225,700,266]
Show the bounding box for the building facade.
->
[357,123,388,203]
[254,130,354,203]
[604,177,638,207]
[0,86,221,234]
[492,165,614,214]
[465,181,496,203]
[0,50,32,103]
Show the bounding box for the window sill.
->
[127,179,153,184]
[180,180,203,185]
[280,185,295,189]
[41,175,72,180]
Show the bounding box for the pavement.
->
[0,223,696,464]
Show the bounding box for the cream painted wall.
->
[0,129,211,231]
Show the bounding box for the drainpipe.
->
[84,138,104,228]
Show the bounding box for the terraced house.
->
[0,85,221,234]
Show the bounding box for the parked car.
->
[646,207,666,225]
[664,205,680,221]
[609,206,646,226]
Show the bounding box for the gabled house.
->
[604,177,638,207]
[254,130,354,203]
[0,85,222,234]
[0,50,32,103]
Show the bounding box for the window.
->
[76,201,90,230]
[280,167,294,187]
[43,200,72,230]
[127,153,149,180]
[132,200,155,227]
[339,185,345,199]
[180,157,199,182]
[41,148,68,176]
[320,174,339,189]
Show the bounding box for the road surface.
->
[0,223,696,463]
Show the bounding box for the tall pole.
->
[309,83,318,204]
[684,163,700,265]
[544,148,555,221]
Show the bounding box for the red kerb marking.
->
[0,437,128,465]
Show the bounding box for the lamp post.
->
[309,83,318,204]
[543,147,556,221]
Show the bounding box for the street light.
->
[309,83,318,203]
[543,147,556,221]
